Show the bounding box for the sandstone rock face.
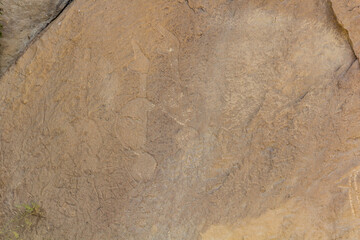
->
[0,0,71,74]
[0,0,360,239]
[331,0,360,59]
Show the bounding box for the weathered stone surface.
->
[0,0,71,74]
[0,0,360,239]
[331,0,360,59]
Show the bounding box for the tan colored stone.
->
[331,0,360,59]
[0,0,360,239]
[130,153,157,182]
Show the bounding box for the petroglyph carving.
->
[338,166,360,217]
[348,170,360,217]
[129,40,150,98]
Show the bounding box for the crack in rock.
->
[329,0,360,61]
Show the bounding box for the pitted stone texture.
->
[0,0,360,239]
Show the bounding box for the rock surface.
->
[331,0,360,59]
[0,0,360,239]
[0,0,71,75]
